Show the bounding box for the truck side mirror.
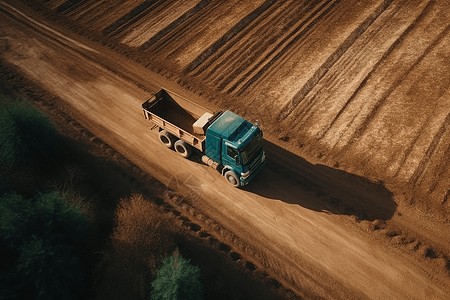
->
[234,155,240,165]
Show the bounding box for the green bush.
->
[0,191,89,300]
[0,96,59,166]
[150,249,204,300]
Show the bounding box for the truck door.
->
[222,143,239,169]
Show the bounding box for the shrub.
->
[94,194,174,300]
[0,191,89,300]
[150,249,204,300]
[0,96,59,166]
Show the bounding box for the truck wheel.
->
[224,170,240,187]
[174,140,192,158]
[159,130,176,149]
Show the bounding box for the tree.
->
[0,191,89,300]
[0,96,59,166]
[150,249,204,300]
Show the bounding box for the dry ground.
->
[1,0,450,299]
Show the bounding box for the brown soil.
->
[1,0,450,299]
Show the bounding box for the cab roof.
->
[206,111,253,144]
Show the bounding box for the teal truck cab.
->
[142,89,265,187]
[204,110,265,186]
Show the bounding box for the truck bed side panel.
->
[142,91,206,151]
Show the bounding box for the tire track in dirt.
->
[193,189,367,300]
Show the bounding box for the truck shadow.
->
[242,140,397,222]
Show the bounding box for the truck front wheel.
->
[224,170,240,187]
[174,140,192,158]
[159,130,176,149]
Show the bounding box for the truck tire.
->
[159,130,176,149]
[174,139,192,158]
[224,170,240,187]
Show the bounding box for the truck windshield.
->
[240,132,263,165]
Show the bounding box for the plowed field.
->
[2,0,450,299]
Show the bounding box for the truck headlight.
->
[241,170,250,180]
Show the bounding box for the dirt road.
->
[1,2,449,299]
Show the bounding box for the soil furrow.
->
[277,0,394,122]
[410,111,450,187]
[45,0,66,11]
[56,0,84,13]
[183,0,277,75]
[140,0,209,50]
[188,0,288,79]
[144,1,219,55]
[58,0,92,17]
[321,0,444,151]
[287,0,429,140]
[317,0,429,145]
[234,0,339,97]
[115,0,177,42]
[206,0,315,91]
[214,0,325,93]
[102,0,159,36]
[191,0,291,88]
[344,22,450,155]
[63,0,105,21]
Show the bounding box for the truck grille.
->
[249,151,264,172]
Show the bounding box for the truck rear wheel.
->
[174,140,192,158]
[159,130,176,149]
[224,170,240,187]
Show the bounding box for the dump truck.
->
[142,89,265,187]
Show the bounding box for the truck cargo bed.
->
[142,89,210,151]
[148,95,198,135]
